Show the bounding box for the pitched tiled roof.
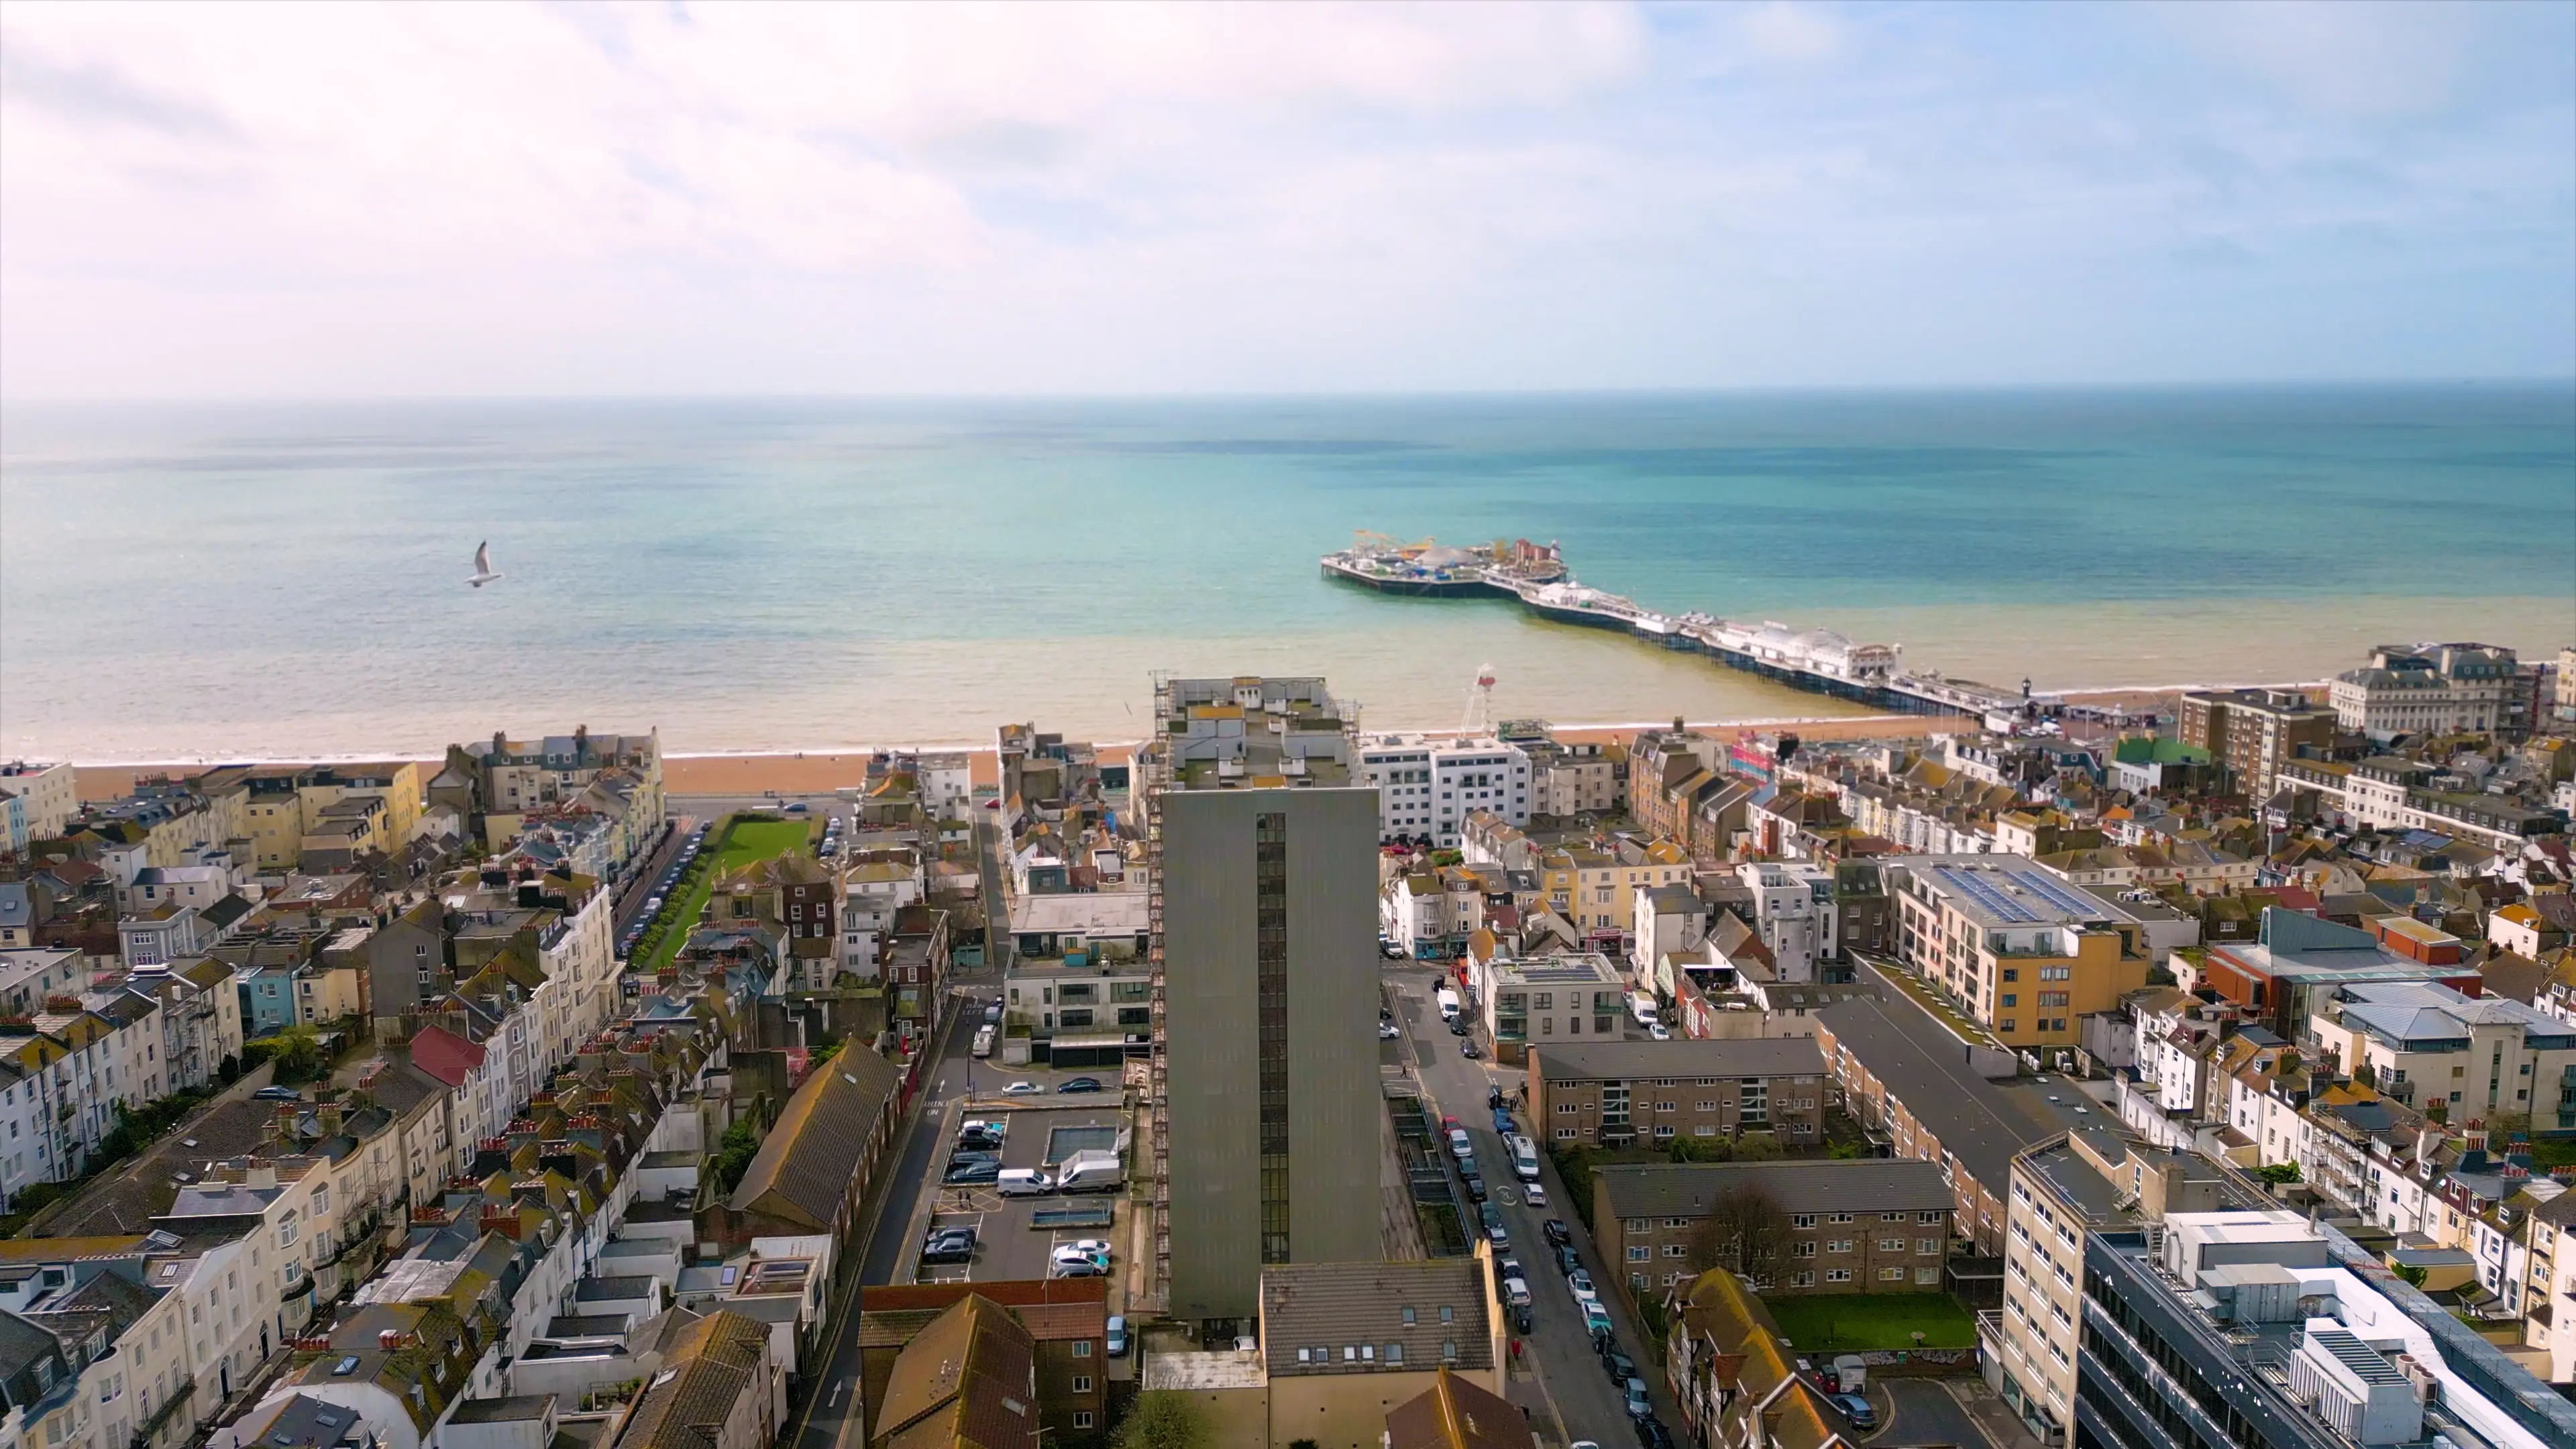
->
[1595,1159,1954,1221]
[408,1025,487,1088]
[728,1045,901,1229]
[1385,1366,1527,1449]
[615,1309,771,1449]
[874,1295,1040,1449]
[1261,1259,1492,1377]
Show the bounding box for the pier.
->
[1321,534,2049,722]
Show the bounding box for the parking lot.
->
[900,1097,1134,1289]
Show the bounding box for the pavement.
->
[1388,966,1668,1449]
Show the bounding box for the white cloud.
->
[1739,2,1845,63]
[0,0,2565,397]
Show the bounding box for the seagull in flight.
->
[468,541,503,588]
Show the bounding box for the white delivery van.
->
[1057,1149,1126,1194]
[997,1168,1054,1197]
[1627,991,1660,1028]
[1508,1134,1541,1183]
[1436,987,1462,1022]
[972,1025,997,1059]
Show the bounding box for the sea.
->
[2,387,2570,763]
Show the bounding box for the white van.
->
[1057,1150,1126,1194]
[1507,1134,1540,1183]
[1627,991,1660,1028]
[972,1025,997,1059]
[997,1168,1054,1197]
[1436,987,1462,1022]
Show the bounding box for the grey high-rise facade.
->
[1142,676,1381,1328]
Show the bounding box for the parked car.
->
[786,802,809,814]
[1481,1203,1508,1246]
[920,1231,975,1265]
[1462,1173,1486,1203]
[1049,1256,1108,1279]
[999,1081,1044,1096]
[1524,1181,1548,1208]
[998,1169,1054,1197]
[1831,1395,1876,1431]
[983,1001,1003,1024]
[1106,1316,1128,1357]
[1543,1219,1572,1248]
[1584,1301,1614,1339]
[1623,1378,1652,1419]
[943,1159,1001,1185]
[1554,1244,1582,1276]
[1634,1419,1672,1449]
[1646,1022,1670,1040]
[1379,1022,1402,1040]
[1448,1019,1468,1036]
[1602,1349,1637,1386]
[1461,1039,1482,1059]
[1446,1128,1472,1159]
[1487,1084,1505,1109]
[1568,1267,1596,1297]
[252,1085,303,1102]
[1055,1077,1104,1094]
[1381,941,1408,959]
[1513,1306,1534,1336]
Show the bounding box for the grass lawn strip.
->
[634,816,814,976]
[1758,1293,1978,1353]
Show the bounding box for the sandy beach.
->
[67,686,2224,805]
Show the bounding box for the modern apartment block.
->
[2178,688,2334,799]
[1527,1038,1827,1147]
[2330,642,2520,742]
[2078,1210,2573,1449]
[1140,676,1382,1328]
[1885,855,2156,1049]
[1733,861,1837,981]
[1355,733,1532,847]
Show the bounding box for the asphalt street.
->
[1389,967,1676,1449]
[786,997,975,1449]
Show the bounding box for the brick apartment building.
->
[1528,1038,1827,1148]
[1591,1159,1955,1302]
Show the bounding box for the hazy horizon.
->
[5,2,2570,402]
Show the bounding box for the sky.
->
[1,1,2570,399]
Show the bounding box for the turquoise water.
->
[2,388,2569,759]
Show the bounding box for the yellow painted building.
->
[1890,855,2154,1049]
[1538,839,1690,935]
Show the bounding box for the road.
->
[610,816,693,939]
[1389,967,1672,1449]
[786,996,977,1449]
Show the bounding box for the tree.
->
[1668,1136,1732,1164]
[1113,1393,1206,1449]
[1686,1182,1792,1282]
[1733,1131,1784,1162]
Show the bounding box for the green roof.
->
[2114,737,2210,766]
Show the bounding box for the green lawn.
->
[1758,1293,1978,1353]
[633,816,813,975]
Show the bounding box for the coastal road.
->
[1391,969,1673,1448]
[786,998,975,1449]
